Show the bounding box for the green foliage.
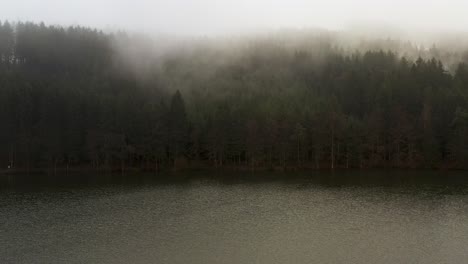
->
[2,21,468,170]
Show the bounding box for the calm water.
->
[1,171,468,264]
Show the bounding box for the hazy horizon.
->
[4,3,468,264]
[2,0,468,37]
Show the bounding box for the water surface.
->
[1,171,468,263]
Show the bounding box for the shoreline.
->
[0,165,463,176]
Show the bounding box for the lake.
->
[1,170,468,263]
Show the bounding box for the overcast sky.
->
[2,0,468,35]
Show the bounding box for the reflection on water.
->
[1,171,468,264]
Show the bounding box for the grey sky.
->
[2,0,468,35]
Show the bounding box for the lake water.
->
[1,171,468,264]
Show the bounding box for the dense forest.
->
[2,21,468,172]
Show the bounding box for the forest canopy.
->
[2,21,468,171]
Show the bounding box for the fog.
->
[4,3,468,172]
[3,0,468,36]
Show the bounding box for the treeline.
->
[2,21,468,171]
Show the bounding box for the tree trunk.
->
[121,158,125,175]
[346,150,349,169]
[331,128,335,169]
[315,146,320,169]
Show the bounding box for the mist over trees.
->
[2,21,468,171]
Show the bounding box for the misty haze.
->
[2,1,468,263]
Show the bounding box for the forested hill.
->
[2,21,468,171]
